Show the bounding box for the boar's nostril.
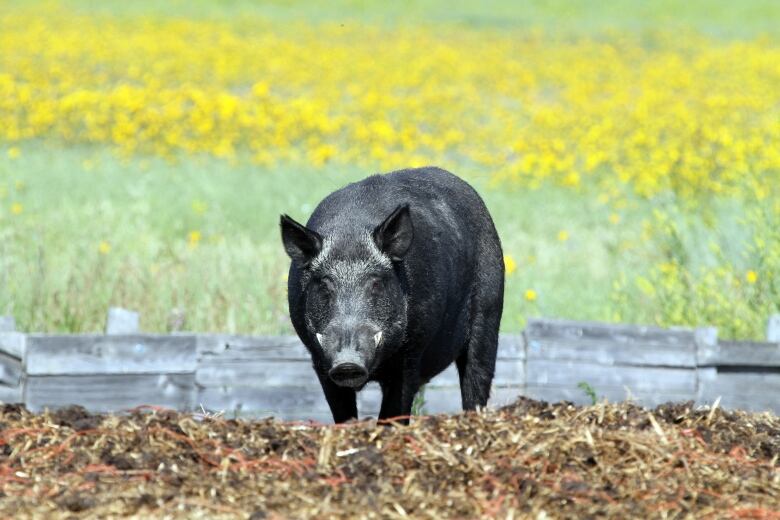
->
[329,362,368,386]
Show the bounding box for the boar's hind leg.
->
[456,310,500,411]
[318,374,358,423]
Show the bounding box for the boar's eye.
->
[369,277,384,296]
[315,278,334,301]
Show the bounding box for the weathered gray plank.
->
[358,384,524,416]
[198,356,525,390]
[25,334,197,375]
[526,338,696,367]
[198,360,460,390]
[698,340,780,367]
[197,359,315,387]
[418,386,526,414]
[0,384,22,404]
[197,333,524,360]
[357,383,382,415]
[196,335,310,359]
[526,318,695,346]
[424,358,525,387]
[10,318,780,417]
[497,334,525,359]
[194,363,509,391]
[25,374,195,412]
[0,332,25,359]
[697,393,779,414]
[425,364,460,387]
[417,386,467,414]
[105,307,140,334]
[0,351,22,386]
[526,359,696,393]
[699,370,780,396]
[197,384,328,414]
[696,367,779,412]
[488,387,526,407]
[522,385,695,408]
[0,316,15,333]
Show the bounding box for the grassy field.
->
[3,144,775,338]
[1,144,634,334]
[1,0,779,338]
[48,0,780,34]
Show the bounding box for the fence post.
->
[694,326,718,363]
[168,308,186,333]
[694,326,718,403]
[105,307,140,335]
[0,316,15,333]
[767,314,780,343]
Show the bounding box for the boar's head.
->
[280,204,413,388]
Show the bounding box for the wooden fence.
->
[1,309,778,420]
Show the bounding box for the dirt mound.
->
[1,398,778,518]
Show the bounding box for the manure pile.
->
[0,398,778,519]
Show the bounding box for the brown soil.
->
[1,398,778,519]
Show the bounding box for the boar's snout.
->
[329,361,368,388]
[319,322,382,387]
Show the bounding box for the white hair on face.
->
[363,230,393,269]
[309,236,334,272]
[309,231,392,273]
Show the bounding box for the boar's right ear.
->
[373,204,413,262]
[280,214,323,267]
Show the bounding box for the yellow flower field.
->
[1,5,779,199]
[1,1,779,339]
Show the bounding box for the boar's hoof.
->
[329,363,368,388]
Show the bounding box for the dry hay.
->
[0,398,778,519]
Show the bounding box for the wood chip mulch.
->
[1,398,778,519]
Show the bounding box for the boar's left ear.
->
[280,214,323,266]
[373,204,413,261]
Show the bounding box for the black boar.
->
[280,167,504,423]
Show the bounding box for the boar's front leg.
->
[378,363,421,425]
[317,372,358,423]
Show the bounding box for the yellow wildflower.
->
[188,230,202,247]
[562,172,580,187]
[745,270,758,284]
[557,230,569,242]
[0,10,775,200]
[10,202,23,215]
[524,289,537,302]
[503,255,517,276]
[98,241,111,255]
[191,200,208,215]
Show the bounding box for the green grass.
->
[2,143,776,339]
[47,0,780,36]
[1,142,653,334]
